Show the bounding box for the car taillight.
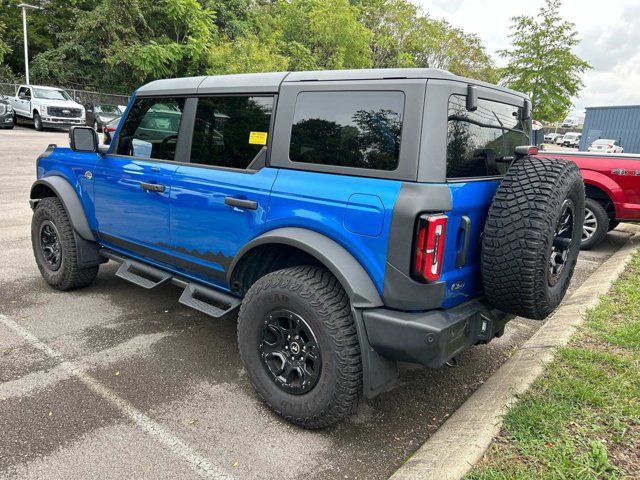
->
[413,214,447,282]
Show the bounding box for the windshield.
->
[592,139,613,145]
[95,104,120,114]
[33,88,72,101]
[564,134,579,139]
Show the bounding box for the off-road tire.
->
[582,197,608,249]
[481,157,584,320]
[31,197,99,290]
[237,266,362,429]
[33,112,43,131]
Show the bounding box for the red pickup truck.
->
[540,151,640,248]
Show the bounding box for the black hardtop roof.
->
[136,68,527,99]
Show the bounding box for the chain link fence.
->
[0,83,130,107]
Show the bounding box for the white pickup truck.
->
[9,85,85,131]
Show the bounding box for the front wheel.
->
[581,198,608,249]
[31,197,99,290]
[34,112,43,131]
[237,266,362,429]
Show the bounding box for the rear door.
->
[169,95,278,288]
[425,81,530,307]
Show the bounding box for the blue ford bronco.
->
[30,69,584,428]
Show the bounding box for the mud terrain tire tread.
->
[481,157,584,320]
[31,197,99,290]
[237,265,362,429]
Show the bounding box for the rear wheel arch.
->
[228,228,383,309]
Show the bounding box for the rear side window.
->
[116,97,185,161]
[446,95,530,179]
[289,91,404,171]
[190,96,273,169]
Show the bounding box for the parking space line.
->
[0,314,234,480]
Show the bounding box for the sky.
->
[412,0,640,116]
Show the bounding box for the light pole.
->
[17,3,42,85]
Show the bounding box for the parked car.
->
[562,116,579,128]
[9,85,85,131]
[543,151,640,248]
[0,95,14,129]
[561,132,581,148]
[85,103,121,132]
[102,115,121,144]
[544,132,561,143]
[29,68,584,428]
[587,138,624,153]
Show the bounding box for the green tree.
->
[353,0,497,82]
[31,0,217,91]
[499,0,590,123]
[275,0,372,70]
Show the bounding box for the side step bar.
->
[101,250,240,319]
[115,259,172,289]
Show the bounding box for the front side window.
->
[290,91,404,171]
[447,95,530,179]
[190,96,273,169]
[116,97,185,161]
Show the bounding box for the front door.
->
[93,96,187,263]
[169,95,278,288]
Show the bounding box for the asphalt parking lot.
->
[0,125,632,480]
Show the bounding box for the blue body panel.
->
[169,166,279,287]
[93,156,178,257]
[440,179,501,309]
[37,147,101,230]
[267,169,402,294]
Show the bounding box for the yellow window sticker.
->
[249,131,268,145]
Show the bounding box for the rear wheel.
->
[31,197,99,290]
[581,198,608,249]
[237,266,361,429]
[482,157,584,320]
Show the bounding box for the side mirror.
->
[522,99,532,120]
[69,126,98,153]
[19,93,25,99]
[466,85,478,112]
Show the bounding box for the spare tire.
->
[481,156,584,320]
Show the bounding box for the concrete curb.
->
[389,224,640,480]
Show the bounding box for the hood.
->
[38,99,84,109]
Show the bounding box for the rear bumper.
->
[362,299,512,368]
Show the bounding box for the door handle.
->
[224,196,258,210]
[140,182,165,193]
[456,215,471,268]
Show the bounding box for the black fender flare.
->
[30,176,96,242]
[228,227,397,397]
[228,227,383,309]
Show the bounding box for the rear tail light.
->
[413,214,447,282]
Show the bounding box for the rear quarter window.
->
[447,95,530,179]
[289,90,405,171]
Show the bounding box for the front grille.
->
[0,104,5,115]
[48,107,82,118]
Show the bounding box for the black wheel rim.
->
[40,221,62,271]
[549,199,575,286]
[259,309,321,395]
